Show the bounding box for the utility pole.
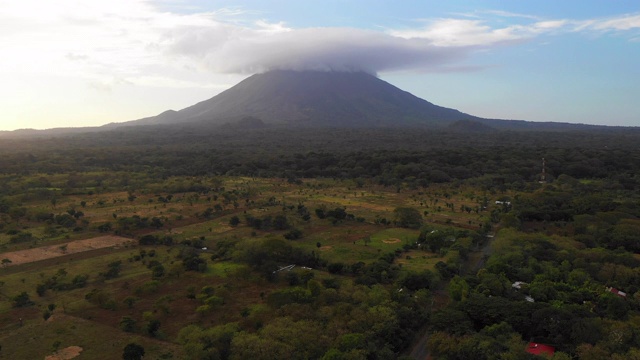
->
[539,158,547,183]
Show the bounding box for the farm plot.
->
[0,235,134,266]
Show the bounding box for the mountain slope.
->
[114,70,478,128]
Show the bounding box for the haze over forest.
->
[2,0,640,131]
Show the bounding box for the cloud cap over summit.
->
[165,26,476,75]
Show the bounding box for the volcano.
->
[116,70,480,128]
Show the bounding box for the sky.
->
[1,0,639,131]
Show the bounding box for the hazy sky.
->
[1,0,639,130]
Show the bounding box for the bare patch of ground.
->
[319,246,333,251]
[212,224,233,233]
[0,236,134,266]
[382,238,401,244]
[45,346,83,360]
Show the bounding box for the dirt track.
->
[45,346,83,360]
[0,236,134,266]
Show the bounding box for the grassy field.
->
[0,312,182,359]
[0,176,498,357]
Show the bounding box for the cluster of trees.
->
[113,215,164,234]
[429,182,640,358]
[240,238,324,280]
[8,231,35,244]
[178,247,208,273]
[100,260,123,280]
[36,269,89,296]
[393,207,423,229]
[178,277,429,360]
[244,214,290,231]
[314,206,364,224]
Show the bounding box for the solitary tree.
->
[146,319,161,337]
[123,296,138,309]
[12,292,33,308]
[119,316,137,333]
[122,343,145,360]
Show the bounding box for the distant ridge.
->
[447,119,495,133]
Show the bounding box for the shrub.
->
[284,228,303,240]
[12,292,34,308]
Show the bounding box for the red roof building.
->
[526,342,555,357]
[607,287,627,298]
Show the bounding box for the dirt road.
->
[0,236,134,266]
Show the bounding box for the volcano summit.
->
[115,70,479,128]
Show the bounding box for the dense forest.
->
[0,126,639,359]
[2,126,639,186]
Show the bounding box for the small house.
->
[606,287,627,298]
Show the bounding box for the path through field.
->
[45,346,83,360]
[0,236,134,266]
[409,232,497,359]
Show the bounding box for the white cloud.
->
[2,0,639,86]
[388,19,523,46]
[577,13,640,31]
[388,18,569,47]
[162,25,473,74]
[483,10,541,21]
[2,0,572,88]
[255,20,292,34]
[533,20,568,31]
[0,0,223,90]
